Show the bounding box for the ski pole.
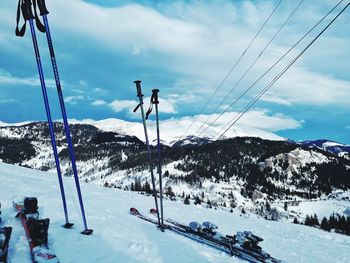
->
[35,0,92,235]
[133,80,161,228]
[15,0,72,228]
[146,89,164,226]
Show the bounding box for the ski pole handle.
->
[152,89,159,104]
[134,80,143,97]
[37,0,49,15]
[22,0,35,20]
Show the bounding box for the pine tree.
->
[265,201,271,212]
[144,181,152,194]
[293,217,299,224]
[206,199,212,209]
[230,199,236,208]
[345,216,350,235]
[184,196,190,205]
[305,215,312,226]
[194,196,202,205]
[284,202,288,211]
[339,215,346,233]
[313,214,319,226]
[320,217,330,231]
[329,213,336,229]
[165,186,175,197]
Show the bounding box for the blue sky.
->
[0,0,349,143]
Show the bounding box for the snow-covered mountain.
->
[69,118,284,145]
[0,162,349,263]
[299,139,350,158]
[0,120,349,221]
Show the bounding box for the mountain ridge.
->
[0,120,349,221]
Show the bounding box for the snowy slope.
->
[0,162,349,263]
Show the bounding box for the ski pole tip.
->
[81,229,93,235]
[63,222,74,229]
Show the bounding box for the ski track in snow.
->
[0,162,349,263]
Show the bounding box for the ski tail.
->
[130,208,141,216]
[0,227,12,262]
[14,198,59,263]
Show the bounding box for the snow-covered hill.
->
[0,121,349,221]
[299,139,350,158]
[62,117,284,145]
[0,162,349,263]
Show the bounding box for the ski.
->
[150,209,282,263]
[14,197,59,263]
[130,207,282,263]
[0,203,12,263]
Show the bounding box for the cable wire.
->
[216,1,350,141]
[195,0,343,139]
[178,0,283,139]
[194,0,304,137]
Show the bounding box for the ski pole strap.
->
[133,103,142,113]
[133,80,144,112]
[146,94,154,120]
[33,0,46,33]
[15,0,45,37]
[15,0,26,37]
[16,0,31,37]
[37,0,49,15]
[146,89,159,120]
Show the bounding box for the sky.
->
[0,0,349,143]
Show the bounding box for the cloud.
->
[109,99,136,113]
[193,109,302,132]
[168,92,199,103]
[262,67,350,106]
[109,97,176,114]
[33,0,349,109]
[143,109,302,142]
[0,0,349,145]
[91,99,107,106]
[64,95,84,105]
[0,68,56,88]
[0,98,18,103]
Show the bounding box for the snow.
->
[322,141,345,147]
[68,118,284,145]
[0,162,349,263]
[0,121,32,127]
[288,199,350,220]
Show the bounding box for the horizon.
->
[0,116,349,145]
[0,0,349,144]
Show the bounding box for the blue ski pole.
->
[15,0,72,228]
[35,0,92,235]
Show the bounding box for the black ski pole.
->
[133,80,161,228]
[146,89,164,226]
[15,0,72,228]
[35,0,92,235]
